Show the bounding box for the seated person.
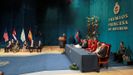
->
[5,41,11,52]
[29,40,34,52]
[93,42,102,53]
[114,41,127,63]
[10,39,15,51]
[38,40,42,47]
[94,44,108,58]
[30,40,34,47]
[36,40,42,52]
[23,41,28,49]
[118,41,126,55]
[75,31,81,44]
[81,39,88,48]
[12,40,20,52]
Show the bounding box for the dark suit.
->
[97,46,107,58]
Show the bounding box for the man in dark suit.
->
[5,41,11,52]
[96,44,108,58]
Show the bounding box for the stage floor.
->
[0,46,64,56]
[0,46,133,75]
[22,67,133,75]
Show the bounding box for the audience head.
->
[103,45,108,51]
[101,43,107,49]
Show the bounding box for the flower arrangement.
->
[87,16,99,39]
[69,63,79,70]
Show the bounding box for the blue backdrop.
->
[89,0,133,53]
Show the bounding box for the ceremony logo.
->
[113,2,120,15]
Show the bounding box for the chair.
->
[98,43,111,68]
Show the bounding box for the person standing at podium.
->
[58,33,67,48]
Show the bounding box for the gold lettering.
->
[115,16,119,20]
[122,21,125,25]
[125,20,128,24]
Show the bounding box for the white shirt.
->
[95,46,102,53]
[30,40,34,47]
[38,40,41,47]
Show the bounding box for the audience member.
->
[93,42,102,53]
[75,31,81,44]
[81,39,88,48]
[95,44,108,58]
[4,41,11,52]
[12,40,20,52]
[30,40,34,47]
[37,40,42,52]
[29,40,34,52]
[114,41,126,63]
[38,40,42,47]
[11,39,15,47]
[23,41,28,49]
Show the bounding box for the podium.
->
[58,37,66,48]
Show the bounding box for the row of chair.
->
[4,46,42,53]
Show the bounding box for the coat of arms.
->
[113,2,120,15]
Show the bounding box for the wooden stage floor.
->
[22,66,133,75]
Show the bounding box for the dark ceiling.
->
[0,0,70,9]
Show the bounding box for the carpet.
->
[0,52,129,75]
[0,54,71,75]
